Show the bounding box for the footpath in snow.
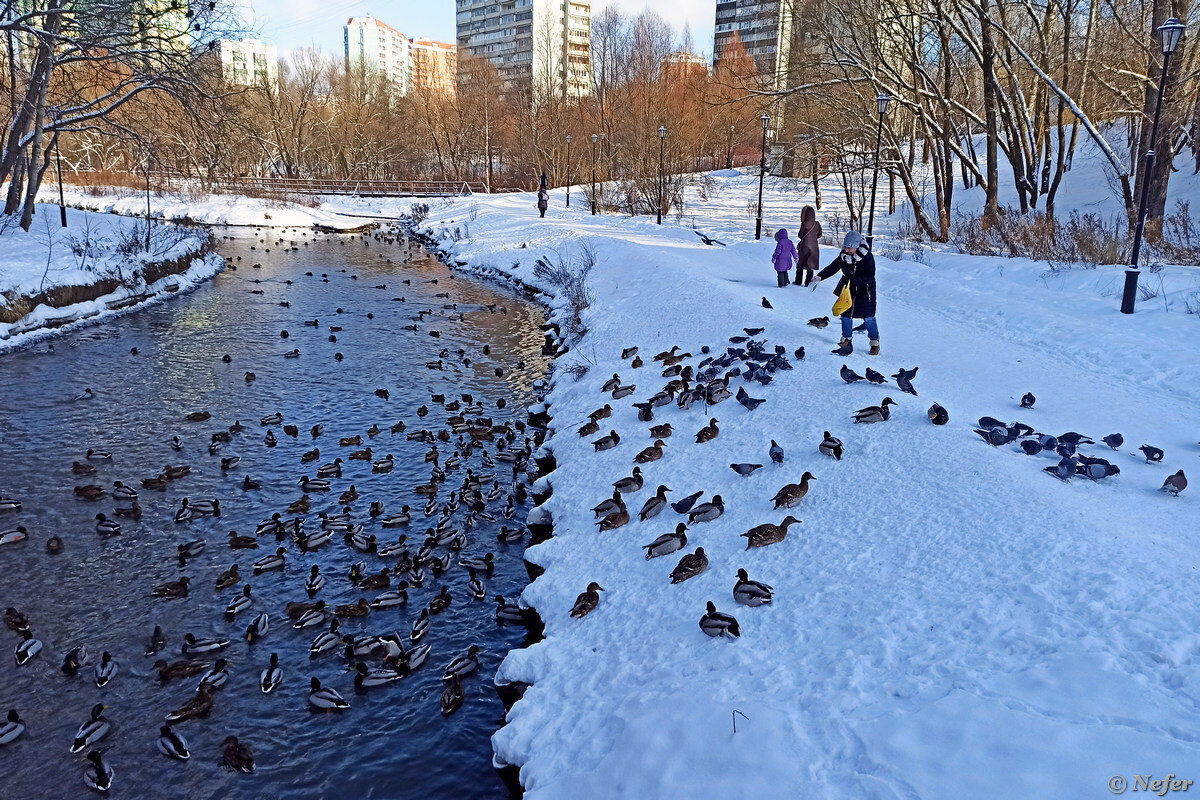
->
[406,177,1200,799]
[0,205,222,351]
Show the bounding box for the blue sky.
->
[242,0,717,57]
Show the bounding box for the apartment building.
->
[344,17,457,97]
[713,0,794,93]
[411,38,458,96]
[217,38,279,88]
[455,0,591,101]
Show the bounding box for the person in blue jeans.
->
[811,231,880,355]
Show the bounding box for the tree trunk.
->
[980,0,1001,224]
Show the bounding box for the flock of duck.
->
[0,230,545,792]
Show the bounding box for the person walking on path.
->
[771,228,797,287]
[796,206,822,287]
[811,230,879,355]
[537,187,549,218]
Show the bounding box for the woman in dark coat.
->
[811,230,879,355]
[537,188,549,218]
[796,205,822,286]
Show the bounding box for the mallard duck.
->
[308,677,349,711]
[443,644,481,679]
[145,625,167,655]
[733,569,774,606]
[83,750,114,792]
[255,514,283,537]
[359,568,391,590]
[597,507,629,531]
[637,485,671,521]
[373,454,395,473]
[154,658,208,683]
[264,430,277,447]
[349,446,373,461]
[927,403,949,426]
[592,430,620,452]
[61,645,87,675]
[182,634,230,655]
[46,535,64,554]
[670,548,708,583]
[283,425,300,438]
[15,629,42,664]
[74,484,104,501]
[224,584,253,620]
[695,419,720,443]
[371,583,410,609]
[297,528,332,551]
[0,526,28,546]
[771,473,815,508]
[411,608,430,641]
[601,374,622,393]
[163,464,191,480]
[337,485,359,505]
[381,507,412,528]
[494,596,525,626]
[213,564,240,591]
[852,397,896,424]
[157,725,189,760]
[612,384,636,400]
[819,432,843,460]
[71,703,110,753]
[292,603,328,629]
[497,526,524,543]
[198,658,231,689]
[699,601,740,638]
[0,497,22,513]
[440,674,464,716]
[742,516,801,549]
[166,683,215,723]
[140,475,167,491]
[336,598,371,618]
[260,412,282,426]
[648,422,673,439]
[428,586,453,614]
[246,613,269,643]
[317,459,343,478]
[227,530,257,550]
[643,523,688,559]
[0,709,25,745]
[569,582,604,618]
[72,461,97,475]
[354,662,402,690]
[633,439,667,464]
[177,539,205,559]
[310,620,342,657]
[687,495,724,524]
[591,490,624,518]
[94,651,118,687]
[467,569,486,600]
[577,420,600,437]
[613,467,644,494]
[253,548,286,574]
[304,566,325,597]
[260,653,282,693]
[300,476,330,492]
[186,411,211,422]
[94,513,121,536]
[5,607,30,632]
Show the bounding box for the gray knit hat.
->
[842,231,865,250]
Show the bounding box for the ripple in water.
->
[0,225,550,799]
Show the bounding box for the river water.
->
[0,224,549,798]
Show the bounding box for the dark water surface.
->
[0,226,549,798]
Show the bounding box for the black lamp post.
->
[566,134,572,208]
[726,124,734,170]
[755,113,769,240]
[657,125,666,225]
[1122,16,1186,314]
[144,145,153,252]
[867,92,890,249]
[590,133,598,215]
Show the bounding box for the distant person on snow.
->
[796,205,822,287]
[537,187,549,218]
[811,230,880,355]
[771,228,797,287]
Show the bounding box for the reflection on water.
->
[0,225,550,799]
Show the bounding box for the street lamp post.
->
[657,126,666,225]
[566,134,572,208]
[755,113,769,240]
[51,115,67,228]
[590,133,598,215]
[1122,17,1186,314]
[726,124,734,170]
[867,92,890,249]
[144,145,153,252]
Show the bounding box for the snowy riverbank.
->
[407,183,1200,798]
[0,205,222,351]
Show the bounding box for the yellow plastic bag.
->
[832,284,853,317]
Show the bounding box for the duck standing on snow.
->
[733,569,774,606]
[670,548,708,583]
[569,583,604,618]
[742,516,801,549]
[699,602,740,638]
[771,473,815,508]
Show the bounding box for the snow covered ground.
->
[0,204,221,351]
[400,179,1200,799]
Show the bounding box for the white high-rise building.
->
[455,0,591,101]
[216,38,279,88]
[345,16,414,95]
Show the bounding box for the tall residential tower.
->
[455,0,591,101]
[344,17,457,96]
